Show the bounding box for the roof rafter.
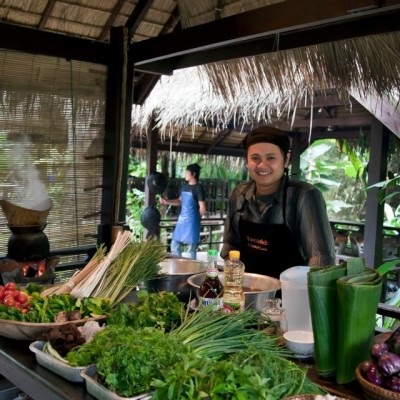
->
[125,0,155,37]
[131,0,400,74]
[98,0,127,42]
[38,0,56,30]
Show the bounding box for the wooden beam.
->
[351,91,400,138]
[125,0,154,34]
[38,0,56,30]
[309,130,368,139]
[98,0,127,42]
[205,129,233,154]
[131,139,245,157]
[348,0,379,12]
[276,115,372,129]
[132,5,181,104]
[131,0,400,73]
[0,22,109,64]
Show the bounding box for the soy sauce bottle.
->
[199,249,223,310]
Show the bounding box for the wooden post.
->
[98,27,131,248]
[363,119,389,269]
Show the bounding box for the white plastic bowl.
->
[283,330,314,357]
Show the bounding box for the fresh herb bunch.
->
[152,348,325,399]
[93,238,166,305]
[67,305,322,399]
[19,294,111,323]
[69,325,193,397]
[106,290,185,332]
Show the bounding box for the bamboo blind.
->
[0,49,107,260]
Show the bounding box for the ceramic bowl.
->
[283,330,314,357]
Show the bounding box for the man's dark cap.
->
[242,126,290,154]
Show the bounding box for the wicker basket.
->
[0,199,52,227]
[356,364,400,400]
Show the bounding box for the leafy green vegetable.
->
[67,306,323,399]
[152,347,326,399]
[106,290,184,332]
[69,325,192,397]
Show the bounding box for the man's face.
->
[185,169,195,182]
[247,142,289,195]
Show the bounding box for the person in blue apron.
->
[160,163,206,259]
[221,126,336,279]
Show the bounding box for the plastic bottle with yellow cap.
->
[223,250,245,312]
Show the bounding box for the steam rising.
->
[7,136,51,211]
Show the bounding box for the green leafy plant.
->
[299,139,369,220]
[368,172,400,204]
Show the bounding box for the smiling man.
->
[221,126,335,279]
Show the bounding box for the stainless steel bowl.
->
[187,272,281,310]
[138,258,208,303]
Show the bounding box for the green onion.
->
[171,306,287,359]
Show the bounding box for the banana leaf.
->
[336,268,382,384]
[308,265,347,378]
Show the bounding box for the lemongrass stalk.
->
[93,239,164,305]
[70,231,132,298]
[40,245,107,296]
[89,231,132,293]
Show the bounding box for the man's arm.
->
[198,200,206,218]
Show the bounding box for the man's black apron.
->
[238,181,305,280]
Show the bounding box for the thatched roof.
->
[132,31,400,135]
[1,0,399,155]
[134,0,400,151]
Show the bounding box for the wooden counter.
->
[298,358,365,400]
[0,335,366,400]
[0,336,94,400]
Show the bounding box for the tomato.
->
[0,287,5,301]
[15,292,29,305]
[3,295,16,308]
[21,308,29,314]
[4,282,17,291]
[14,301,22,309]
[4,290,19,299]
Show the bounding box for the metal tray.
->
[29,340,91,383]
[80,367,152,400]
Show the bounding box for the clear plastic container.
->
[280,266,312,332]
[223,250,245,312]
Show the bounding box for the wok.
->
[139,257,208,303]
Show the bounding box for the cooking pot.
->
[138,258,208,303]
[146,172,167,194]
[187,272,281,311]
[7,232,50,261]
